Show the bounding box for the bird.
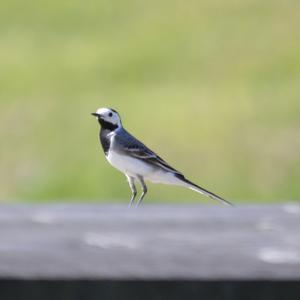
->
[91,107,233,207]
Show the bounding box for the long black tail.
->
[177,175,233,206]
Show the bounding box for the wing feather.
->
[114,129,182,175]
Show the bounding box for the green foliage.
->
[1,0,300,203]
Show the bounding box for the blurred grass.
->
[0,0,300,203]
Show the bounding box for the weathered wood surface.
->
[0,204,299,280]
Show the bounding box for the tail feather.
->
[177,175,233,206]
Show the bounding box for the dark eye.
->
[108,112,113,117]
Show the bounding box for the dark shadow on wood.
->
[0,280,300,300]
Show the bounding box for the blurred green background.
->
[1,0,299,203]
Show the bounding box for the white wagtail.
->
[91,108,233,207]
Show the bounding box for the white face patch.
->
[95,107,121,126]
[95,107,110,115]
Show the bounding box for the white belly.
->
[106,150,154,178]
[106,150,184,186]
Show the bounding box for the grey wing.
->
[115,129,183,175]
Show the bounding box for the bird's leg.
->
[136,176,147,207]
[126,175,137,207]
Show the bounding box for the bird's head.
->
[91,108,122,130]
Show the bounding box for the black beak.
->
[91,113,100,117]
